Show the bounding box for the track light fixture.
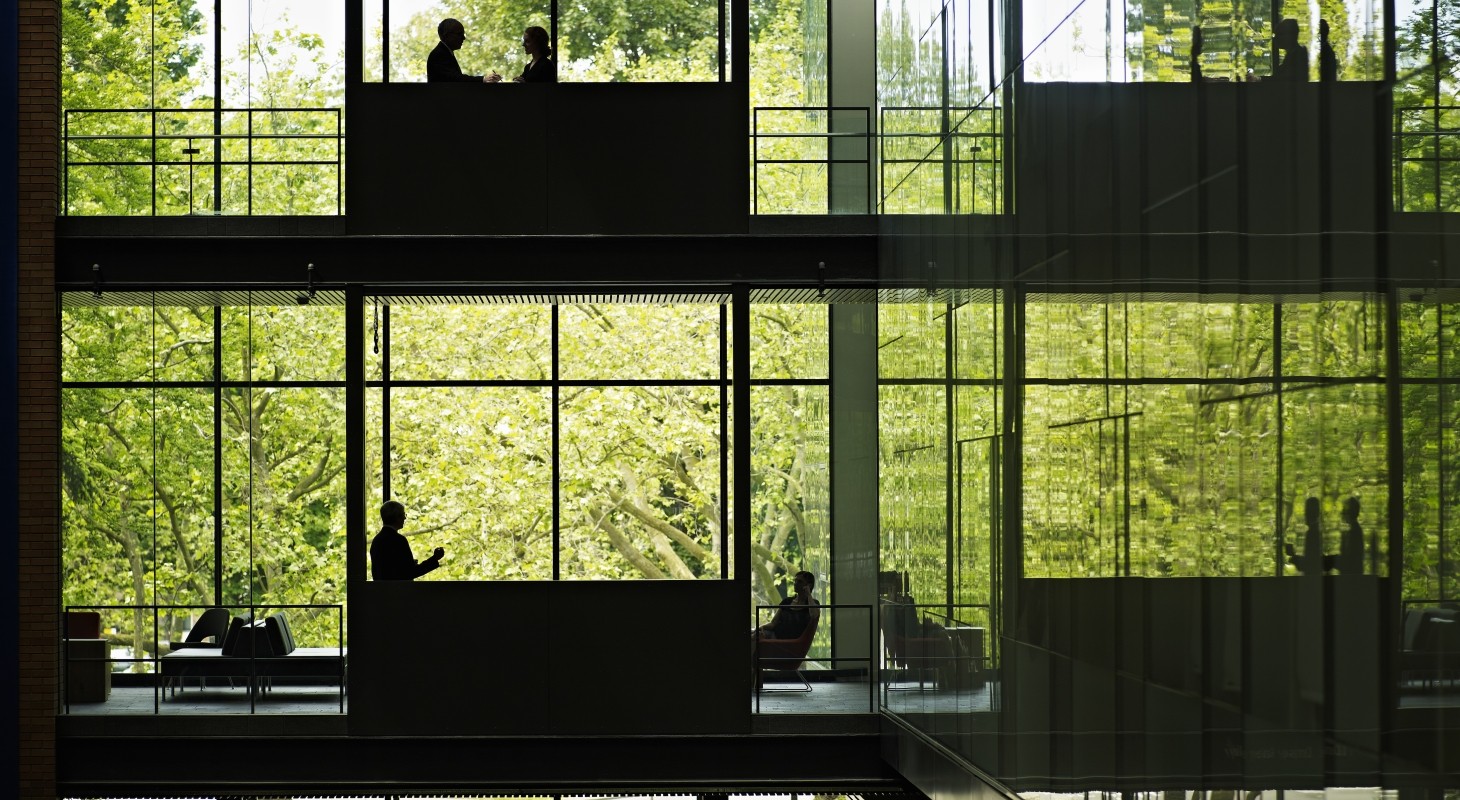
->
[296,263,317,305]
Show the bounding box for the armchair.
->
[755,612,821,693]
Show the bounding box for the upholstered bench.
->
[160,612,346,700]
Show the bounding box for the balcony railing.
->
[62,603,345,715]
[63,107,343,216]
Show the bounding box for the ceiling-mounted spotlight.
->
[296,263,317,305]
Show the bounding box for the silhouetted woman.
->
[513,26,556,83]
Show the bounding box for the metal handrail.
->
[752,106,875,214]
[880,105,1003,215]
[63,107,344,216]
[62,602,345,715]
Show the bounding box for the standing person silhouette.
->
[370,500,446,580]
[1285,496,1335,575]
[1268,18,1309,81]
[1318,19,1338,82]
[428,18,498,83]
[1337,496,1364,575]
[489,26,556,83]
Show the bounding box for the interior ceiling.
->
[60,285,1460,308]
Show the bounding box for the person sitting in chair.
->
[755,571,820,642]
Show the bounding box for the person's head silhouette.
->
[438,18,467,51]
[381,499,406,530]
[522,25,550,59]
[1304,496,1321,528]
[1275,18,1300,51]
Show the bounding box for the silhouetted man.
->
[1268,18,1309,81]
[370,500,445,580]
[428,18,495,83]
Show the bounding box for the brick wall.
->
[18,1,58,798]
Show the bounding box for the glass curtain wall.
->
[878,292,1003,664]
[1394,0,1460,210]
[365,297,829,595]
[59,292,834,681]
[876,286,1460,788]
[365,0,724,82]
[877,0,1006,214]
[60,293,349,675]
[1020,0,1383,82]
[749,0,831,214]
[62,0,345,216]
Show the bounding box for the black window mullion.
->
[382,304,391,501]
[720,302,728,578]
[552,304,561,581]
[213,305,223,606]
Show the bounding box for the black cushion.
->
[265,613,297,656]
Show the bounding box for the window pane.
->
[1400,298,1460,377]
[222,304,347,382]
[751,303,828,379]
[62,387,216,669]
[383,0,551,83]
[879,383,948,594]
[1403,384,1460,600]
[383,387,553,580]
[559,304,721,381]
[62,304,215,383]
[560,0,721,81]
[559,386,723,579]
[222,387,348,610]
[1281,296,1386,377]
[750,385,829,611]
[879,302,946,379]
[382,304,551,382]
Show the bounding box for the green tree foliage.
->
[1395,0,1460,210]
[61,301,831,658]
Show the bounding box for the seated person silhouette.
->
[488,26,557,83]
[751,570,820,687]
[428,18,498,84]
[754,570,820,642]
[370,500,446,580]
[1268,18,1309,81]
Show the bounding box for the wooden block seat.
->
[161,612,346,698]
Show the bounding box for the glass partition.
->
[61,295,350,704]
[1021,0,1383,82]
[61,0,345,216]
[367,0,723,82]
[877,286,1460,789]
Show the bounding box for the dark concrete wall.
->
[347,83,748,235]
[349,579,749,735]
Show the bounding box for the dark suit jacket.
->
[370,526,441,580]
[428,42,481,83]
[517,58,556,83]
